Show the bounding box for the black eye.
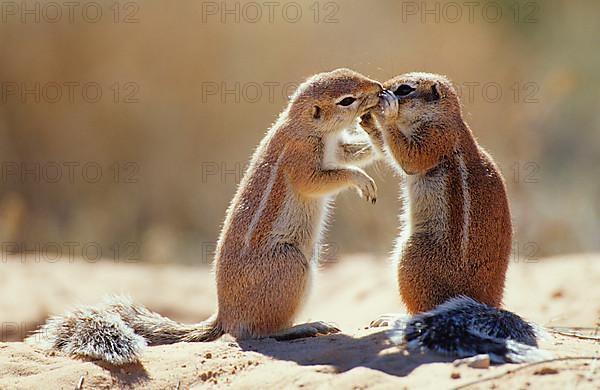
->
[394,84,415,97]
[337,97,356,106]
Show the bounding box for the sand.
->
[0,253,599,389]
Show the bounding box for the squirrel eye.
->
[337,96,357,106]
[394,84,416,97]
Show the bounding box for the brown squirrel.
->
[27,68,383,365]
[360,72,548,363]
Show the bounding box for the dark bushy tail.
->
[389,296,550,363]
[26,295,223,365]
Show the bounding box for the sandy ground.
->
[0,253,599,389]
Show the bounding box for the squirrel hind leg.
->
[27,306,146,366]
[271,321,340,341]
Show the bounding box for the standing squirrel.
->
[360,72,548,363]
[28,68,383,365]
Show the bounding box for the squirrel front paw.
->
[359,112,377,133]
[359,112,386,153]
[352,170,377,204]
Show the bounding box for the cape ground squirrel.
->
[28,68,384,365]
[361,72,547,363]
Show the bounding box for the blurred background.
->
[0,0,599,265]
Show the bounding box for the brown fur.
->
[215,68,382,338]
[361,72,512,314]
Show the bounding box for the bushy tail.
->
[26,295,223,365]
[389,296,551,363]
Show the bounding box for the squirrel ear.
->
[430,84,441,101]
[312,105,322,120]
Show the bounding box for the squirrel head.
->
[288,68,383,133]
[382,72,464,140]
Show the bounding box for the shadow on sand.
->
[238,329,453,377]
[93,361,150,388]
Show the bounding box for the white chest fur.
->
[394,169,449,264]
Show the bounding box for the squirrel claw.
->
[273,321,340,341]
[370,313,404,328]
